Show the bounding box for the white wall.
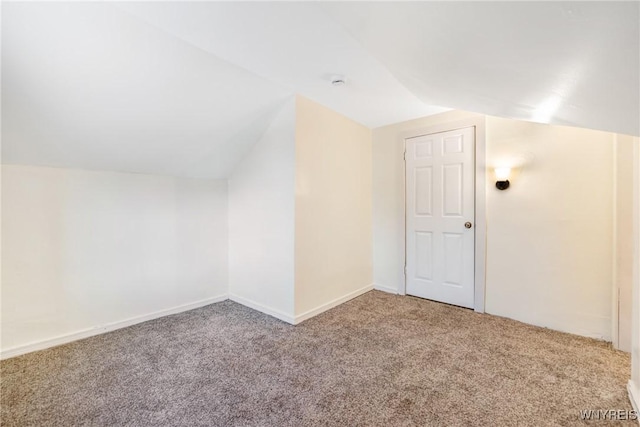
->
[228,98,296,321]
[485,117,613,340]
[372,111,617,340]
[615,134,634,352]
[294,96,373,320]
[228,96,373,324]
[1,165,228,355]
[629,137,640,412]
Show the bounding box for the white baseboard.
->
[629,380,640,423]
[294,284,374,324]
[0,295,228,360]
[373,283,399,295]
[228,293,295,324]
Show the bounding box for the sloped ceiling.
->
[2,3,291,179]
[2,2,638,179]
[115,2,446,129]
[322,1,639,137]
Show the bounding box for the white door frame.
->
[400,117,487,313]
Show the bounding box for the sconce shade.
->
[494,167,511,180]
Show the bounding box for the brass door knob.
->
[464,222,473,229]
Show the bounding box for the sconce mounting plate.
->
[496,180,510,190]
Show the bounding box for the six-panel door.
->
[405,127,475,308]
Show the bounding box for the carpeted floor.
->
[1,291,633,426]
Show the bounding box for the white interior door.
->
[405,127,475,308]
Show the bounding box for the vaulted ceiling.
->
[3,2,638,179]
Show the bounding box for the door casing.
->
[400,117,487,313]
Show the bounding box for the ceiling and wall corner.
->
[5,2,637,180]
[1,2,293,180]
[1,2,448,180]
[322,1,640,137]
[114,2,448,129]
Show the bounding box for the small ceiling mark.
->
[331,74,346,86]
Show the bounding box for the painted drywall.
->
[1,165,228,354]
[3,2,291,180]
[616,134,634,352]
[228,96,372,323]
[372,111,616,339]
[294,96,373,318]
[228,99,296,321]
[484,117,614,340]
[629,138,640,412]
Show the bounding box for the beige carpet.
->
[1,291,633,426]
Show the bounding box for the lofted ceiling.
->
[321,1,639,137]
[2,2,638,179]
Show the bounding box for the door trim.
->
[612,134,619,349]
[400,117,487,313]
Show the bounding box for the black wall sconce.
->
[495,167,511,190]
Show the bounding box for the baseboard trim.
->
[294,284,374,324]
[629,380,640,422]
[0,294,228,360]
[228,293,295,324]
[373,283,399,295]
